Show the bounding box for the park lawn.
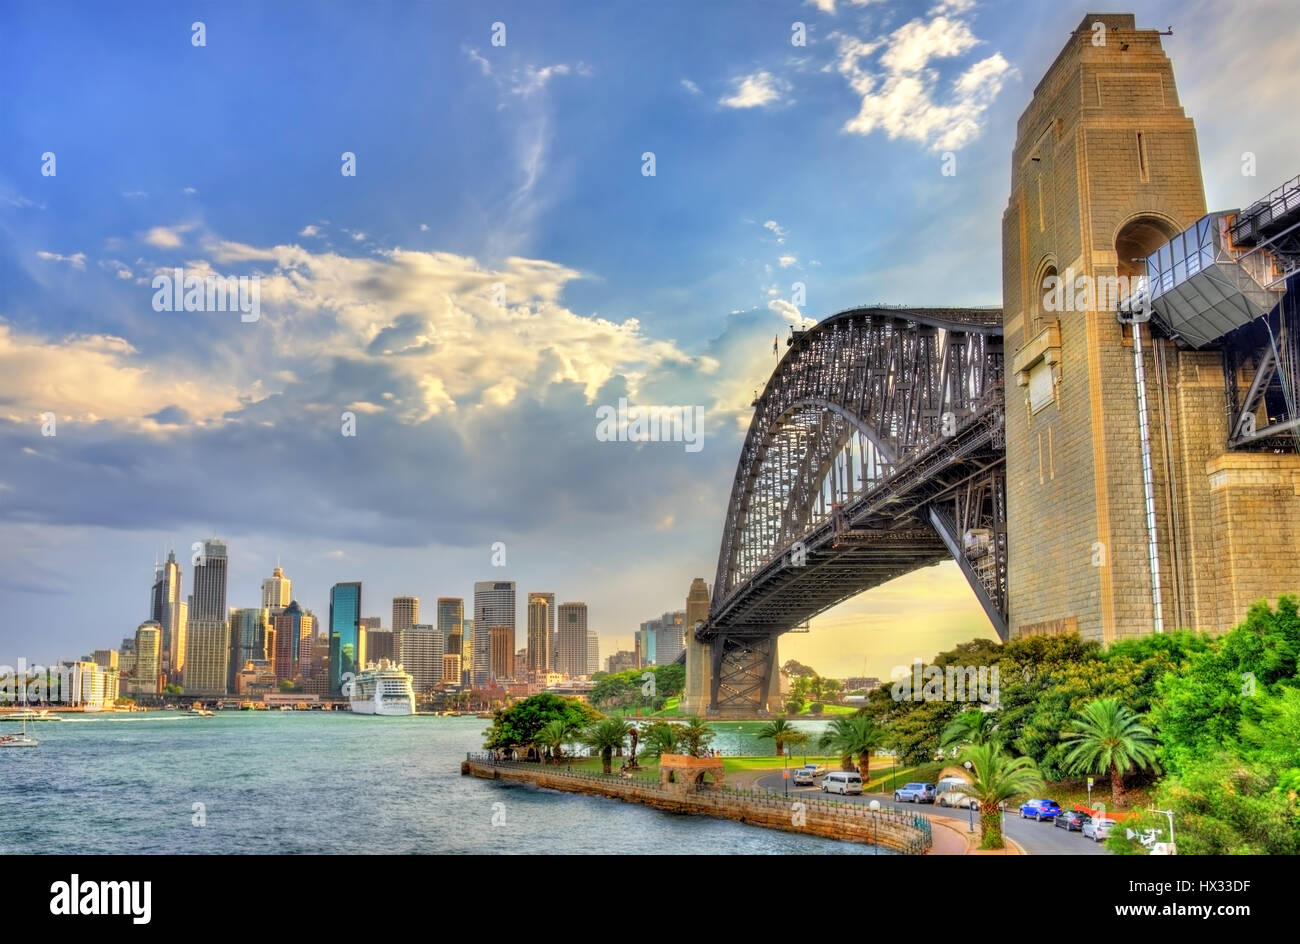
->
[1042,778,1153,813]
[800,704,856,716]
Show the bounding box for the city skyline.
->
[3,1,1294,679]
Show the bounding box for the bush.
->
[809,702,824,715]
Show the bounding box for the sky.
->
[1,0,1296,678]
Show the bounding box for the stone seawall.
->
[461,758,931,853]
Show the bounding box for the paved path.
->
[752,772,1108,855]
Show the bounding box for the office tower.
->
[297,610,317,679]
[587,629,599,676]
[436,597,464,648]
[273,601,313,681]
[329,582,363,695]
[189,539,228,621]
[636,620,658,667]
[399,623,444,694]
[555,602,587,678]
[92,649,118,671]
[150,548,186,682]
[488,625,513,681]
[526,593,552,675]
[607,650,638,674]
[473,581,514,687]
[185,617,230,695]
[366,629,395,664]
[462,619,473,686]
[392,597,419,634]
[442,653,462,685]
[119,637,136,683]
[359,616,381,631]
[229,608,271,690]
[133,621,162,695]
[261,565,291,618]
[514,648,527,681]
[658,611,686,664]
[185,539,228,692]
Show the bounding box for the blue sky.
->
[1,0,1295,675]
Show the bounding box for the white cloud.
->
[833,6,1014,151]
[351,231,367,242]
[510,63,590,97]
[143,225,194,249]
[681,78,701,95]
[419,223,429,232]
[464,46,492,76]
[299,225,320,237]
[35,251,86,270]
[778,254,797,267]
[719,71,787,109]
[182,187,198,195]
[98,259,134,280]
[763,220,789,244]
[122,190,148,199]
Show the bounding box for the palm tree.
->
[1061,697,1158,804]
[583,717,631,774]
[941,743,1043,850]
[819,715,886,782]
[641,721,681,758]
[940,708,1000,751]
[534,719,574,764]
[678,716,715,757]
[755,718,797,756]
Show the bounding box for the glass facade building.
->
[329,582,362,695]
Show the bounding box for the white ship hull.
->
[349,659,416,716]
[349,694,414,716]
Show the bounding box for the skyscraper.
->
[526,593,552,675]
[273,600,313,681]
[436,597,463,646]
[461,618,473,686]
[184,617,229,695]
[555,602,587,678]
[229,608,271,690]
[636,620,658,667]
[658,611,686,665]
[133,620,162,696]
[473,581,514,687]
[392,596,419,634]
[261,565,291,616]
[329,582,363,695]
[189,539,228,621]
[184,539,229,695]
[150,549,186,683]
[366,629,395,664]
[489,625,513,681]
[399,623,443,695]
[587,629,599,676]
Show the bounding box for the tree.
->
[163,683,182,695]
[534,719,576,764]
[940,708,1000,751]
[808,702,824,716]
[653,663,686,698]
[942,744,1043,850]
[276,679,299,693]
[641,721,682,758]
[783,660,816,678]
[785,694,806,715]
[784,729,811,762]
[755,718,797,756]
[583,717,631,774]
[819,715,886,780]
[483,693,599,752]
[1061,697,1159,804]
[678,716,714,757]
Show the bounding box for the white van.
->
[821,771,864,795]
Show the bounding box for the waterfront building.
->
[235,659,279,698]
[398,623,444,694]
[587,629,599,676]
[229,607,271,690]
[329,582,363,696]
[185,617,230,695]
[367,629,396,664]
[392,596,419,634]
[488,624,513,681]
[555,602,588,678]
[473,581,514,686]
[441,652,461,686]
[150,548,187,683]
[526,593,552,674]
[607,650,638,674]
[657,611,686,665]
[261,565,291,615]
[133,620,162,696]
[272,601,314,681]
[92,649,118,671]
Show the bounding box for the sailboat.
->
[0,716,39,747]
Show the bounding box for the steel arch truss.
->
[705,307,1007,666]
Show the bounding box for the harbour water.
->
[0,713,873,854]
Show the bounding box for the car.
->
[1082,817,1117,842]
[1019,798,1062,821]
[801,764,827,778]
[792,768,815,786]
[893,782,936,803]
[822,771,864,795]
[1054,809,1091,831]
[935,777,978,809]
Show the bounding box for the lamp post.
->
[869,799,880,854]
[964,761,974,833]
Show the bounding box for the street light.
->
[869,799,880,854]
[964,761,975,833]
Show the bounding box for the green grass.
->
[799,703,856,716]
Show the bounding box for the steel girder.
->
[705,306,1006,648]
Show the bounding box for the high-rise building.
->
[150,549,186,682]
[392,597,419,634]
[229,608,271,690]
[462,618,473,686]
[133,621,162,696]
[273,601,314,681]
[657,611,686,665]
[399,623,444,695]
[359,616,381,631]
[526,593,552,675]
[488,625,513,681]
[329,582,363,695]
[587,629,599,676]
[441,652,462,686]
[92,649,118,671]
[555,602,588,678]
[185,617,230,695]
[607,650,638,674]
[437,597,463,648]
[189,539,228,621]
[366,629,395,664]
[261,565,291,611]
[636,620,658,667]
[473,581,514,687]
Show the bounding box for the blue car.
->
[1019,798,1062,821]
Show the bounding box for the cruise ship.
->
[349,659,416,716]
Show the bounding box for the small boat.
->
[0,717,39,747]
[188,704,214,717]
[2,708,60,722]
[278,705,292,711]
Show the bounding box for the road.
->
[752,772,1109,855]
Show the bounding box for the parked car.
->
[935,777,978,809]
[894,782,936,803]
[1054,809,1091,831]
[792,768,815,786]
[1082,817,1117,842]
[801,764,827,778]
[822,771,864,795]
[1019,798,1062,821]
